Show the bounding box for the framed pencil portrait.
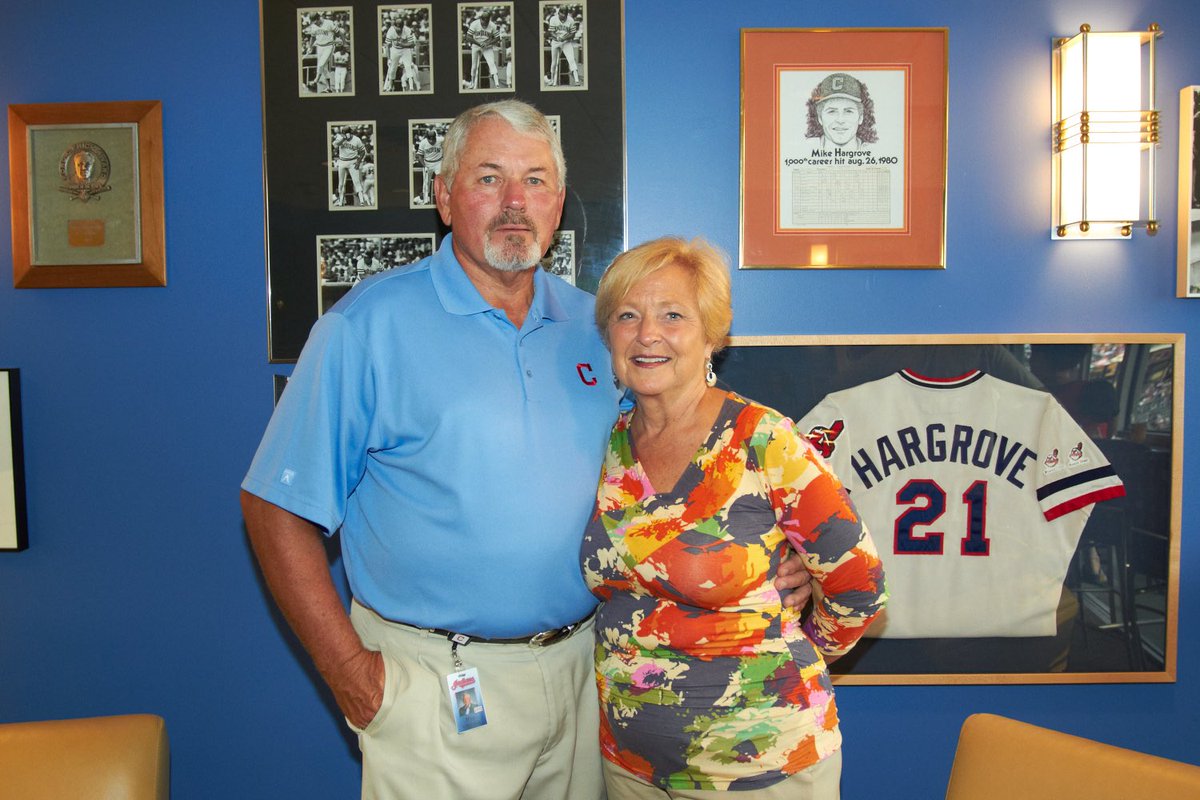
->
[260,0,626,362]
[1,369,28,552]
[7,101,166,288]
[739,28,948,270]
[717,333,1182,685]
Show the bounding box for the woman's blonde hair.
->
[594,236,732,352]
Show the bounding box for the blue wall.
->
[1,1,1196,797]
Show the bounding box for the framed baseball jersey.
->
[715,334,1182,684]
[798,370,1124,638]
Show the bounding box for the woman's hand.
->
[775,552,813,610]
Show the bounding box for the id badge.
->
[447,667,488,733]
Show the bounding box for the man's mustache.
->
[489,211,536,232]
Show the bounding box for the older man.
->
[242,100,810,800]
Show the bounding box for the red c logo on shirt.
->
[576,363,598,386]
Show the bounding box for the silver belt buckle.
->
[529,629,558,646]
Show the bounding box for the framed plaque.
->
[7,100,166,288]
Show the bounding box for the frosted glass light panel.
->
[1052,25,1162,240]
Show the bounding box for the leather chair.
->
[946,713,1200,799]
[0,713,168,799]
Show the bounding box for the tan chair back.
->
[0,713,168,800]
[946,713,1200,800]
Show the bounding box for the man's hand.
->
[328,647,386,730]
[242,491,387,730]
[775,551,813,610]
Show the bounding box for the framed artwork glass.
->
[260,0,626,362]
[1177,86,1200,297]
[1,369,28,552]
[740,28,948,269]
[7,101,166,288]
[716,333,1182,684]
[316,232,435,313]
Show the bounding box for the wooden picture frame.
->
[716,333,1182,684]
[740,28,948,270]
[1,369,28,552]
[1177,86,1200,297]
[261,0,627,362]
[7,100,166,288]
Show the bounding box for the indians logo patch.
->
[805,419,845,458]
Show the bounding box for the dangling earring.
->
[705,358,716,387]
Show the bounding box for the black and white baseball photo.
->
[539,1,586,90]
[379,4,433,95]
[297,7,354,96]
[458,2,514,92]
[317,233,436,312]
[327,121,377,210]
[262,0,628,359]
[540,230,576,284]
[408,118,450,208]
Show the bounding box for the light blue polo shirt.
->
[242,236,621,636]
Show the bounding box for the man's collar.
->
[430,235,493,316]
[531,262,569,322]
[430,233,571,322]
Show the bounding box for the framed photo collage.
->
[260,0,626,361]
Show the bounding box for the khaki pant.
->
[603,748,842,800]
[349,602,604,800]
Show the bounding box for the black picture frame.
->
[260,0,626,362]
[716,334,1181,684]
[1,369,29,552]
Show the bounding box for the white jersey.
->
[546,13,579,43]
[385,23,416,52]
[416,137,443,170]
[467,19,498,49]
[797,370,1125,639]
[336,135,366,163]
[308,18,338,47]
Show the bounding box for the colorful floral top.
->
[581,393,887,791]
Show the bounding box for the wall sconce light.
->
[1052,23,1163,239]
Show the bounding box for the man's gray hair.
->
[439,100,566,190]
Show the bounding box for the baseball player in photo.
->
[304,12,340,93]
[413,128,442,206]
[544,5,581,86]
[332,45,350,93]
[382,11,419,92]
[360,160,376,206]
[464,10,501,89]
[332,127,368,207]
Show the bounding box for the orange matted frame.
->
[740,28,948,270]
[7,100,165,288]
